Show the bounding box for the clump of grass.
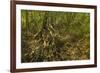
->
[21,10,90,62]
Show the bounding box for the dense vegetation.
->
[21,10,90,62]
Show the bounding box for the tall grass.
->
[21,10,90,62]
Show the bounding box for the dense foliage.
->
[21,10,90,62]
